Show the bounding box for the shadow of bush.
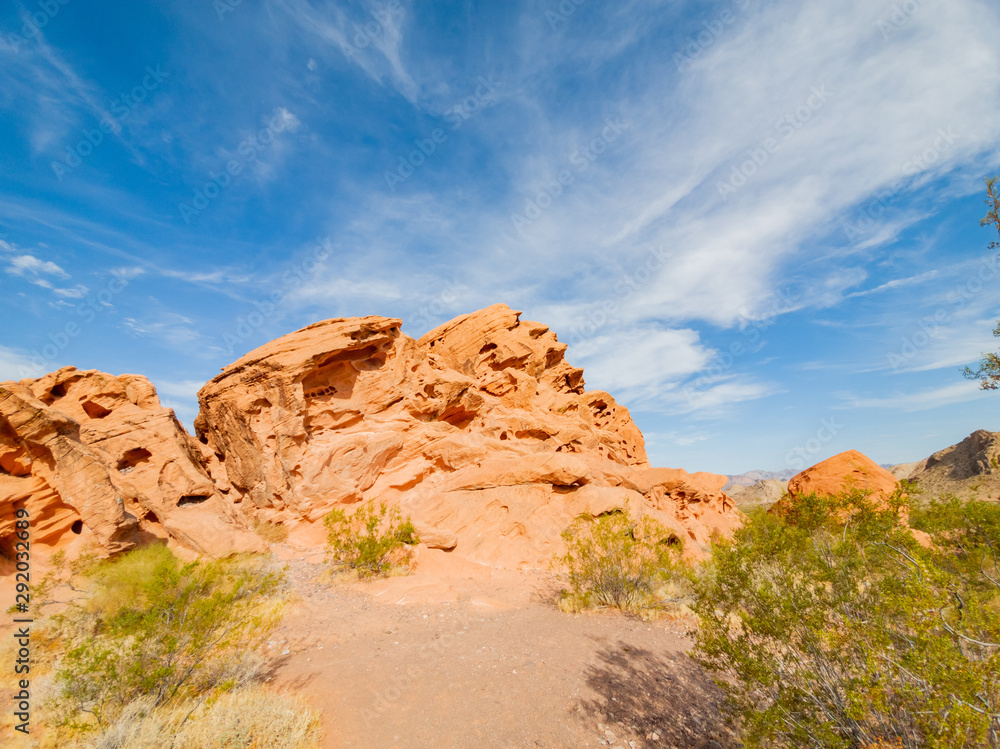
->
[579,642,740,748]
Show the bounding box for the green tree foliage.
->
[50,544,284,731]
[557,508,685,613]
[324,502,418,578]
[963,175,1000,389]
[692,489,1000,748]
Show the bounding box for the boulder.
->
[787,450,898,500]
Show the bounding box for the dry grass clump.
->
[2,543,319,748]
[252,517,289,544]
[74,686,322,749]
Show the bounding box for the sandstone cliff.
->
[1,304,742,568]
[0,367,264,561]
[195,304,740,568]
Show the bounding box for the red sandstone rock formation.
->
[0,368,264,561]
[786,449,898,500]
[1,305,741,567]
[196,304,741,568]
[769,449,903,524]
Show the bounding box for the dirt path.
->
[272,552,737,749]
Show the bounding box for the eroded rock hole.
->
[82,400,112,419]
[71,520,83,534]
[117,448,152,472]
[178,494,210,507]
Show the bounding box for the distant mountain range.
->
[723,469,798,491]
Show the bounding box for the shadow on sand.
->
[578,641,741,748]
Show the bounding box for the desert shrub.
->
[556,509,686,614]
[47,543,285,732]
[692,489,1000,749]
[324,502,418,578]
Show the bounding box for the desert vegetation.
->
[323,501,419,578]
[22,544,321,748]
[554,490,1000,748]
[555,508,689,617]
[696,488,1000,748]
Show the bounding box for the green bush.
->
[692,489,1000,749]
[556,508,685,614]
[48,544,285,732]
[323,502,418,578]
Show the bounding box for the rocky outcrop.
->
[786,450,898,501]
[0,368,264,561]
[0,305,741,569]
[726,478,787,510]
[892,430,1000,502]
[196,304,741,568]
[768,449,902,523]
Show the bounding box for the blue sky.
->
[2,0,1000,475]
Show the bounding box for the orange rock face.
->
[1,305,741,569]
[0,368,264,562]
[196,304,741,568]
[786,450,899,500]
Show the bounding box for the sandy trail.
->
[272,552,737,749]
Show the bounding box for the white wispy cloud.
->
[274,0,419,103]
[2,247,90,298]
[837,380,988,412]
[280,0,1000,417]
[123,312,203,348]
[0,345,42,382]
[6,254,69,280]
[845,270,940,299]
